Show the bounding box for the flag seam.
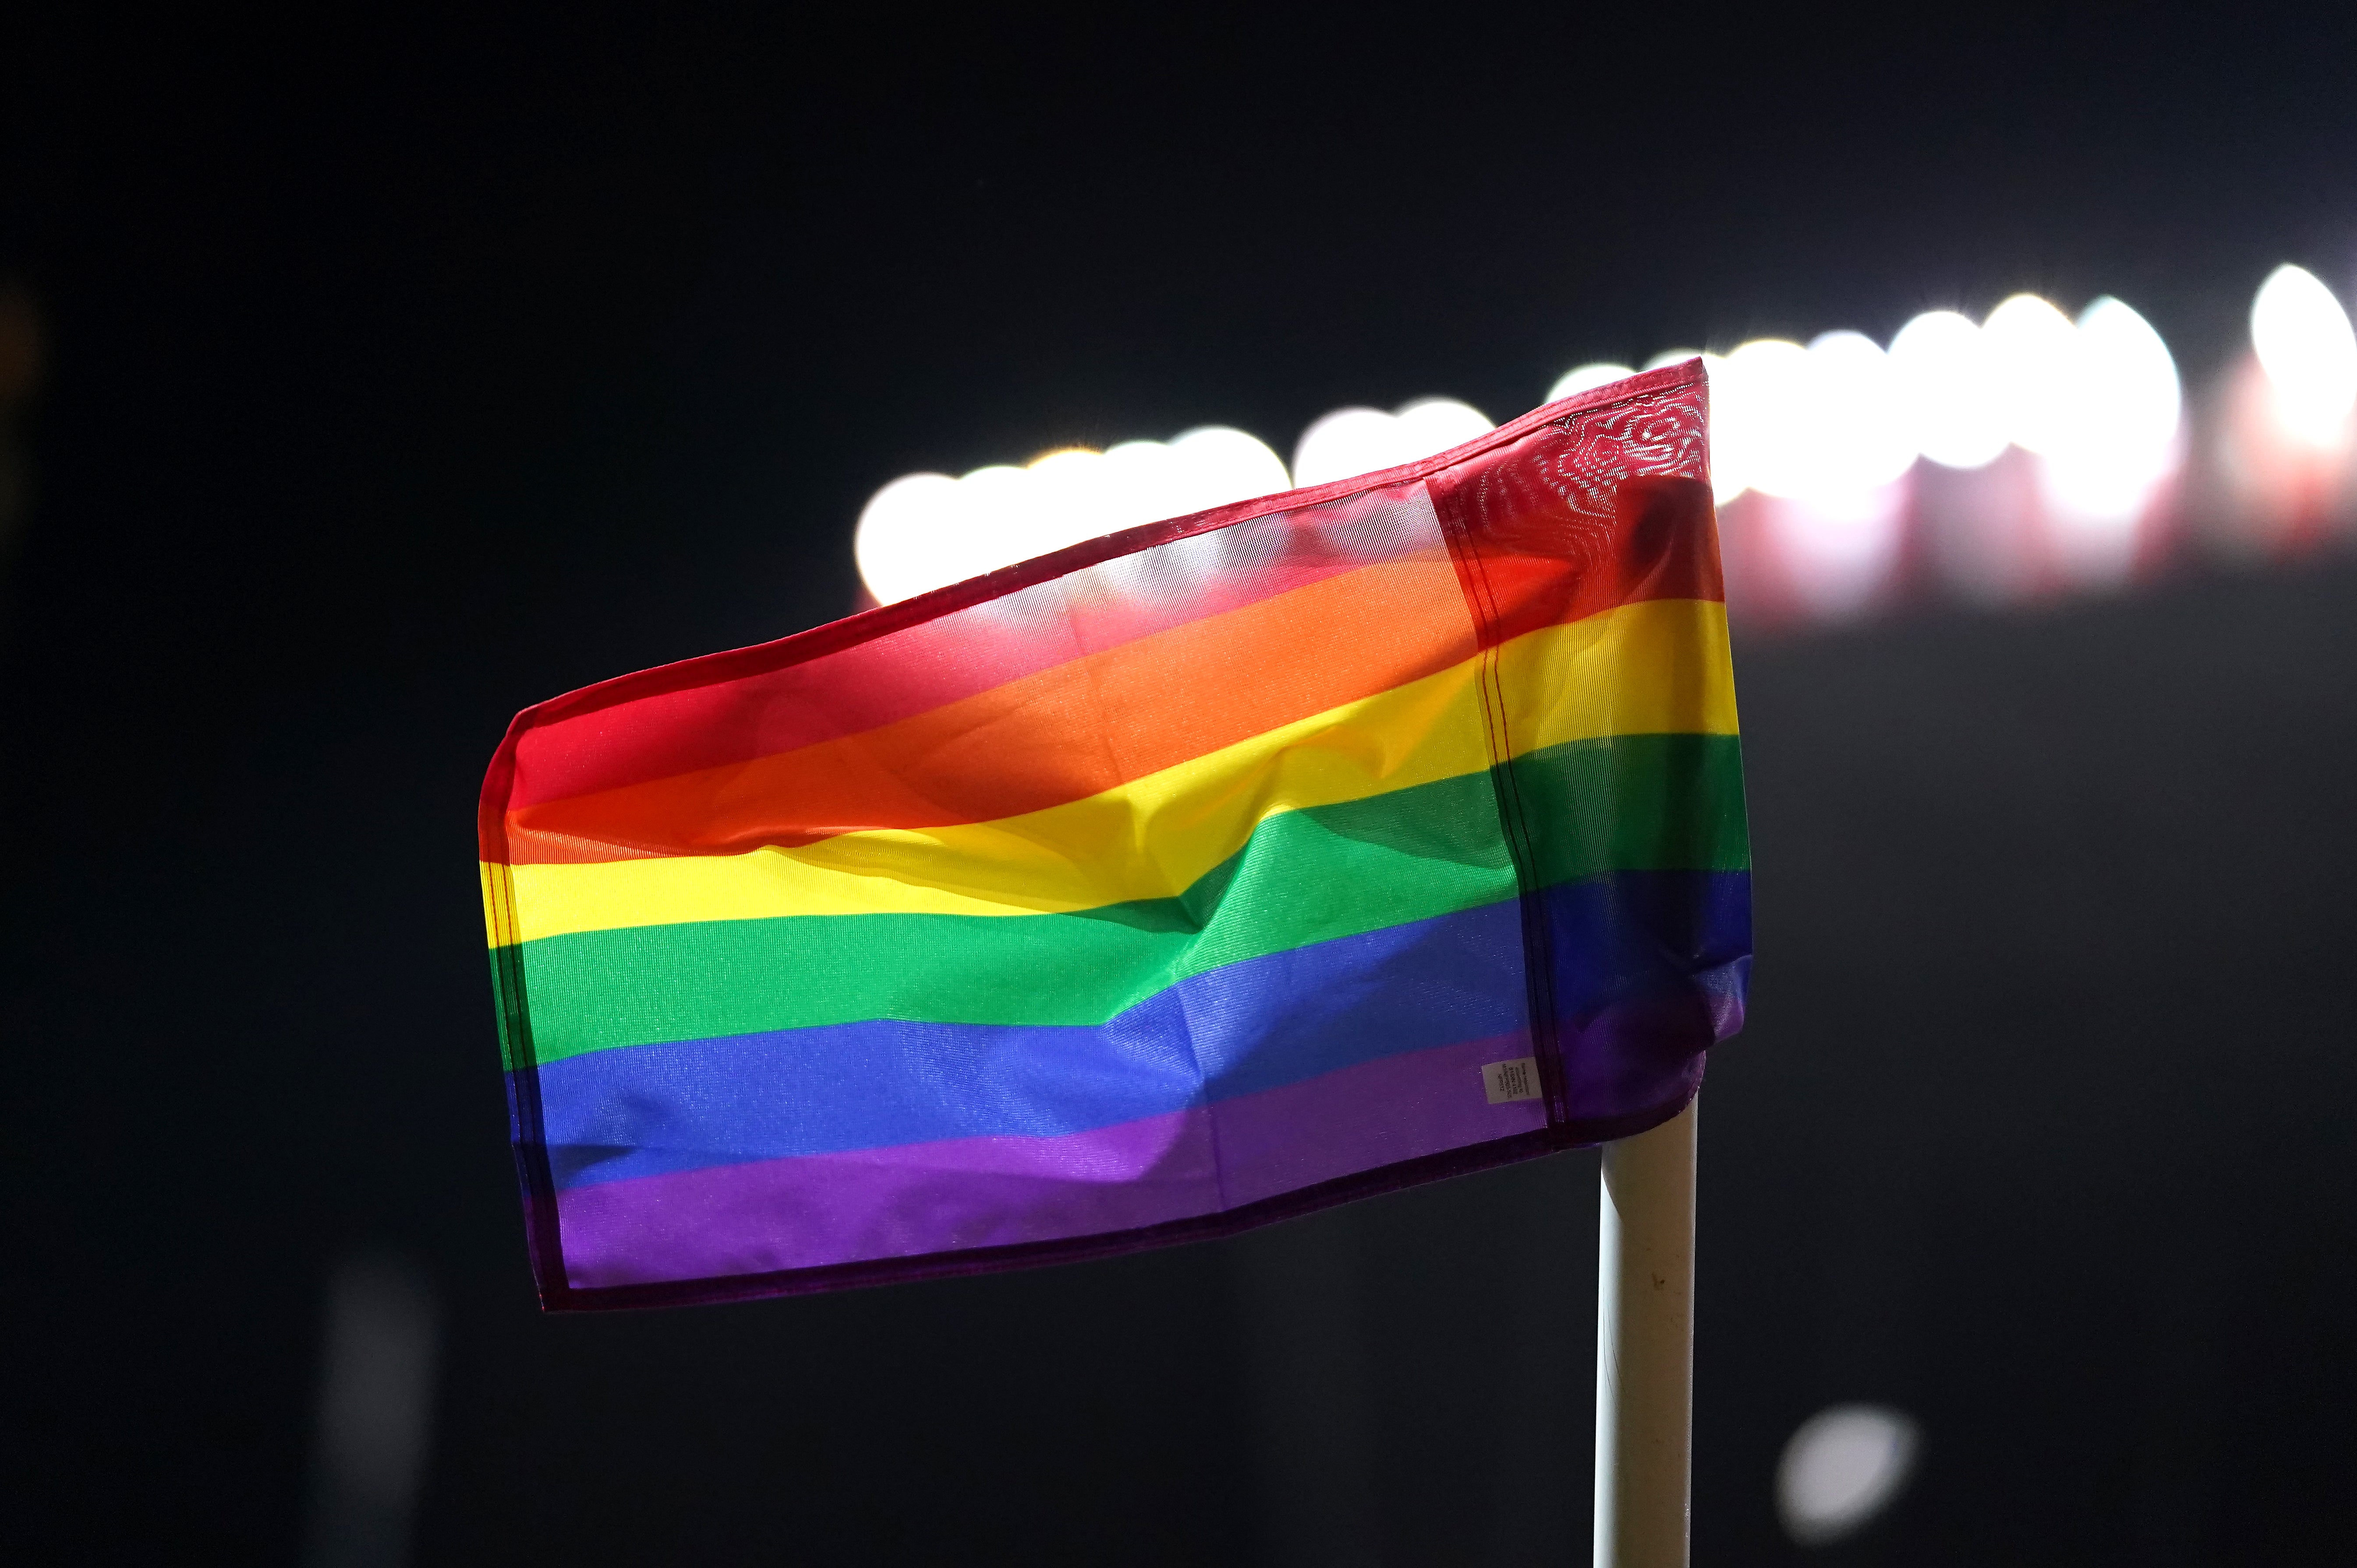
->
[1433,460,1575,1140]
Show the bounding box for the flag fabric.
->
[479,360,1748,1310]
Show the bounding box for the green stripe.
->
[489,942,529,1074]
[1512,730,1748,890]
[510,733,1746,1064]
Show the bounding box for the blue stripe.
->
[531,871,1749,1189]
[1546,865,1753,1023]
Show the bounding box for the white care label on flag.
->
[1481,1057,1542,1105]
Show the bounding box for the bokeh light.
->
[1291,398,1493,488]
[955,464,1039,579]
[1982,294,2082,457]
[1547,362,1637,402]
[866,284,2233,626]
[1288,408,1394,489]
[853,472,966,607]
[2038,297,2183,582]
[1713,339,1809,502]
[855,427,1289,606]
[1800,330,1919,500]
[1167,426,1293,515]
[1888,310,2009,470]
[1741,335,1916,619]
[1392,396,1495,458]
[2250,263,2357,447]
[1712,334,1914,511]
[1777,1404,1921,1546]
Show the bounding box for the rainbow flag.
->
[479,362,1748,1309]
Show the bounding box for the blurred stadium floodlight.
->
[1290,397,1492,488]
[1982,293,2086,457]
[1643,347,1709,373]
[1709,338,1810,504]
[2214,265,2357,555]
[1547,362,1636,401]
[849,266,2357,626]
[1889,310,2010,470]
[1672,291,2191,617]
[853,403,1490,607]
[2251,263,2357,448]
[2040,297,2184,584]
[1776,1404,1922,1547]
[855,428,1290,605]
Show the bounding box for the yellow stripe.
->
[481,860,516,952]
[491,598,1735,943]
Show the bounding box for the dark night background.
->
[5,7,2355,1563]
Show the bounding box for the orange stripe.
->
[505,555,1476,864]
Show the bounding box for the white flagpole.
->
[1593,1095,1697,1568]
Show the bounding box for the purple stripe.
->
[555,1032,1546,1290]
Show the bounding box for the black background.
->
[6,7,2356,1563]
